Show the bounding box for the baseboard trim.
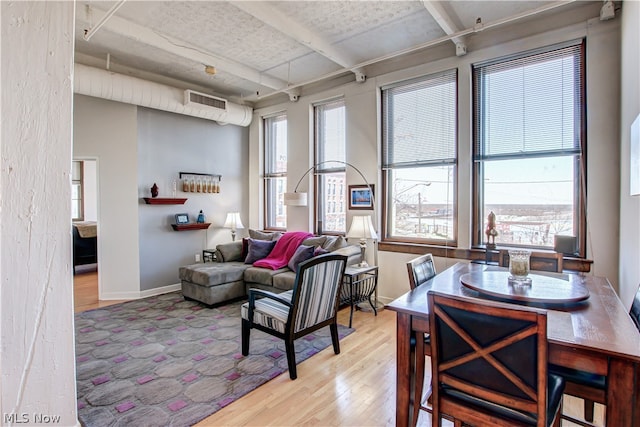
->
[100,283,181,300]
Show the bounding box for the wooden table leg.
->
[606,358,637,426]
[395,312,415,427]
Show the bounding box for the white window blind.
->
[473,42,584,160]
[382,69,457,168]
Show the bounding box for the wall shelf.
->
[143,197,188,205]
[171,223,211,231]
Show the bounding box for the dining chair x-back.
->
[428,290,565,427]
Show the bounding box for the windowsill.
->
[378,241,592,273]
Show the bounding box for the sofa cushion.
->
[272,271,297,291]
[216,241,244,262]
[244,238,277,264]
[287,245,315,272]
[179,262,248,287]
[244,266,289,286]
[249,229,282,241]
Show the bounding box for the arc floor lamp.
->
[283,160,379,270]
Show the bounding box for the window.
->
[473,41,585,252]
[72,160,83,221]
[315,99,346,234]
[264,113,287,229]
[382,70,457,244]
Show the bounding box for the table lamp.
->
[346,215,377,267]
[223,212,244,241]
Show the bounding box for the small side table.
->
[341,265,379,328]
[202,249,217,263]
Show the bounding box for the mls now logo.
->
[3,413,61,423]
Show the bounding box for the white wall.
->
[250,12,623,303]
[618,0,640,307]
[74,95,141,300]
[1,2,77,424]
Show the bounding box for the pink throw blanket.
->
[252,231,313,270]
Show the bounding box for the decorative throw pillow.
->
[323,235,348,252]
[302,236,326,248]
[244,238,277,264]
[241,237,249,259]
[248,229,282,241]
[313,246,329,257]
[287,245,315,272]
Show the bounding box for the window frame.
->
[263,112,288,231]
[471,40,587,256]
[381,69,459,247]
[314,98,346,235]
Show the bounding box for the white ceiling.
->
[74,1,602,106]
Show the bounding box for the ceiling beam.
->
[77,7,288,91]
[421,0,467,56]
[230,1,365,80]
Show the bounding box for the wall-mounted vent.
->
[184,90,227,110]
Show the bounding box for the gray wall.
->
[618,0,640,307]
[137,108,249,291]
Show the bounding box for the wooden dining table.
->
[386,261,640,427]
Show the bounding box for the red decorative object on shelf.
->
[171,223,211,231]
[143,197,187,205]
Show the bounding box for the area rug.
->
[75,292,355,427]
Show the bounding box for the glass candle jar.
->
[508,249,531,284]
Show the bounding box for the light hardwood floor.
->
[74,271,604,427]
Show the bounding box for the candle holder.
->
[508,249,532,286]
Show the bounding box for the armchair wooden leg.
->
[285,338,297,380]
[330,322,341,354]
[241,319,250,356]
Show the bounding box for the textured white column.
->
[1,2,78,425]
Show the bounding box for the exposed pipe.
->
[74,63,253,127]
[84,1,127,41]
[255,0,577,101]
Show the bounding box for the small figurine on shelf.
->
[151,183,159,198]
[485,211,498,249]
[196,210,206,223]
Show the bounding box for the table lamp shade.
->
[346,215,378,240]
[223,212,244,230]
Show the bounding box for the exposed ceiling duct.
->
[73,63,253,127]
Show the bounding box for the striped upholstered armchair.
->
[241,253,348,380]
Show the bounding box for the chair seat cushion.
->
[442,373,565,426]
[549,364,606,389]
[241,290,293,334]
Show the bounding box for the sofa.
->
[179,230,362,306]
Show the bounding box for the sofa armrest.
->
[334,245,362,266]
[215,241,244,262]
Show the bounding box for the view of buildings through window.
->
[474,41,584,250]
[315,99,346,233]
[382,70,457,244]
[264,113,287,229]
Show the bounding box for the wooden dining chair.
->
[428,290,565,427]
[406,253,437,425]
[498,249,564,273]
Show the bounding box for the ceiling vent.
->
[184,90,227,111]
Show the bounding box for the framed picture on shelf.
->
[175,213,189,224]
[349,185,374,210]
